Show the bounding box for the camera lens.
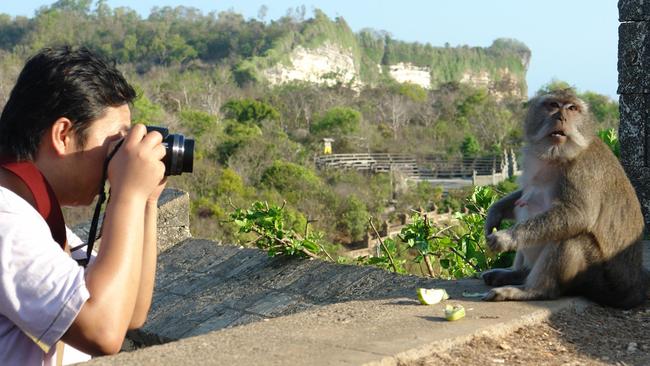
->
[146,125,194,176]
[165,134,194,176]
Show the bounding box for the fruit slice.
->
[444,305,466,321]
[461,291,486,298]
[416,288,449,305]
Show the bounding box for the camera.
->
[146,126,194,176]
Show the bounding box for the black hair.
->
[0,46,136,160]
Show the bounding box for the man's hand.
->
[107,124,166,202]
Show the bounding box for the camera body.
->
[146,126,194,176]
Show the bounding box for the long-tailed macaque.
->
[482,89,647,309]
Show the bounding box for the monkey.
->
[481,89,647,309]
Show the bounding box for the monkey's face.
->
[524,91,594,161]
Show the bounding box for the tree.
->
[461,135,481,157]
[311,107,361,136]
[179,109,218,137]
[131,89,166,126]
[221,98,280,125]
[581,91,619,128]
[49,0,92,13]
[336,196,369,242]
[260,160,324,205]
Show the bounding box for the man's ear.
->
[49,117,75,156]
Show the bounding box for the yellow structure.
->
[323,138,334,155]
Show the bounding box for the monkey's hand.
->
[484,209,502,237]
[486,230,517,253]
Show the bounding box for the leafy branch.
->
[230,201,331,260]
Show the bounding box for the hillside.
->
[0,5,530,99]
[0,2,618,252]
[222,10,530,99]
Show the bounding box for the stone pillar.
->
[72,188,191,254]
[619,1,650,226]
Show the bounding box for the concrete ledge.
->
[81,237,650,365]
[80,241,650,365]
[83,289,588,366]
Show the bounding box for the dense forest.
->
[0,1,620,252]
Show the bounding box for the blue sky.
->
[2,0,619,99]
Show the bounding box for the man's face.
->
[65,104,131,206]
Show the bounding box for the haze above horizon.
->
[2,0,620,99]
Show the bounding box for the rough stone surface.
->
[620,0,650,21]
[71,188,191,253]
[263,43,362,90]
[618,22,650,94]
[619,2,650,226]
[155,188,191,252]
[128,239,451,346]
[619,95,650,223]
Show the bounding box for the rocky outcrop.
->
[388,62,431,89]
[258,36,528,99]
[263,43,362,90]
[457,68,524,101]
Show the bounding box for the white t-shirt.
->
[0,186,92,365]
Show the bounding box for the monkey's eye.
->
[546,101,560,110]
[567,104,578,111]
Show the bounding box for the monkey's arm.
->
[508,183,594,248]
[486,177,597,253]
[512,203,588,245]
[484,189,522,237]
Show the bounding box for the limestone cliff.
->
[237,11,530,99]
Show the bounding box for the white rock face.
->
[459,68,524,101]
[263,43,361,89]
[261,44,523,99]
[459,70,491,89]
[388,62,431,89]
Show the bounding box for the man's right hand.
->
[107,124,166,202]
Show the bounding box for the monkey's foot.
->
[482,286,527,302]
[482,286,553,302]
[481,269,527,286]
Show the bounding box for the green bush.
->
[215,122,263,163]
[460,135,481,157]
[131,88,165,125]
[260,160,323,203]
[179,109,218,137]
[397,186,515,279]
[311,107,361,137]
[221,98,280,125]
[495,176,519,195]
[336,195,370,242]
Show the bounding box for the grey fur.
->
[482,90,647,309]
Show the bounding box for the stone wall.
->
[71,188,191,253]
[619,0,650,226]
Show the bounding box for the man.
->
[0,46,166,364]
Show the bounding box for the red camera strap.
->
[0,157,66,249]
